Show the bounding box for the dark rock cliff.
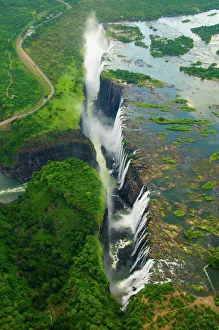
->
[119,162,146,207]
[96,77,146,206]
[0,130,97,181]
[95,77,123,118]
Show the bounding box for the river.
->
[0,173,25,204]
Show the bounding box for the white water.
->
[118,259,154,308]
[83,14,116,210]
[100,104,131,189]
[110,187,153,305]
[83,15,153,307]
[0,184,27,195]
[105,9,219,119]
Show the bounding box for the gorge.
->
[0,1,219,329]
[82,15,153,306]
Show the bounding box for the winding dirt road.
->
[0,0,72,129]
[0,33,54,128]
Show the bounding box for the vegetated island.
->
[182,18,191,23]
[180,62,219,80]
[101,69,165,87]
[191,23,219,43]
[108,24,148,48]
[149,34,194,57]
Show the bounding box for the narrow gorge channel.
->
[83,15,153,307]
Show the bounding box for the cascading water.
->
[99,103,130,189]
[83,14,116,212]
[83,14,153,307]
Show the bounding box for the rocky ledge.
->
[0,129,97,181]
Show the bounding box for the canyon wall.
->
[0,129,97,181]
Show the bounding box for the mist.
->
[84,13,108,102]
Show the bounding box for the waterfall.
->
[83,14,153,308]
[119,159,131,190]
[101,103,131,189]
[110,186,153,305]
[83,14,116,206]
[118,259,154,309]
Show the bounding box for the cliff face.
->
[0,130,97,181]
[96,77,145,206]
[119,163,145,206]
[95,77,123,118]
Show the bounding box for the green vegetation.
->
[182,19,191,23]
[101,69,164,87]
[177,105,196,112]
[191,23,219,43]
[208,12,217,17]
[212,110,219,117]
[215,293,219,306]
[201,129,216,136]
[171,98,196,111]
[207,247,219,268]
[1,1,219,328]
[0,1,85,165]
[150,116,211,126]
[135,102,169,112]
[150,35,194,57]
[216,50,219,55]
[135,40,148,48]
[171,98,188,104]
[162,157,176,164]
[124,283,219,330]
[210,152,219,162]
[0,0,218,165]
[167,126,188,131]
[177,137,196,143]
[184,230,205,239]
[77,0,219,22]
[108,24,144,45]
[202,194,215,201]
[192,60,202,66]
[0,0,65,120]
[0,158,124,329]
[201,181,216,190]
[157,132,168,140]
[180,62,219,80]
[174,209,186,217]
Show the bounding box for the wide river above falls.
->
[103,9,219,294]
[106,9,219,122]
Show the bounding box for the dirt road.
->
[0,0,72,128]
